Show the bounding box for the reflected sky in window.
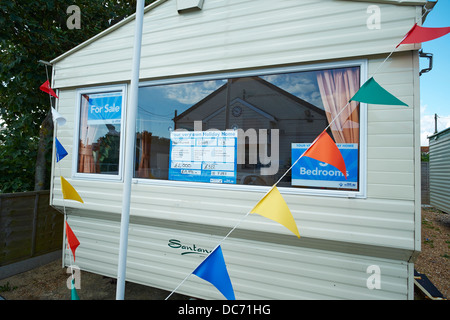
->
[138,80,226,138]
[137,71,326,139]
[261,71,324,109]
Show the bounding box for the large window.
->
[135,63,365,195]
[74,85,126,179]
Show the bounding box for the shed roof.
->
[428,126,450,141]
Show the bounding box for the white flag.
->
[51,107,66,126]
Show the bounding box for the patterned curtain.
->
[78,94,99,173]
[316,67,360,144]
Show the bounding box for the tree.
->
[0,0,154,193]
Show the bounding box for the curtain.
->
[137,131,152,178]
[78,95,99,173]
[316,68,360,144]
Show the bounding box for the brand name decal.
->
[168,239,211,256]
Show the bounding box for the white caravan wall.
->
[51,0,420,89]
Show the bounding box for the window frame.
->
[72,84,127,182]
[136,60,368,198]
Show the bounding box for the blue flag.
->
[55,137,68,162]
[193,245,235,300]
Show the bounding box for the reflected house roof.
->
[172,76,326,132]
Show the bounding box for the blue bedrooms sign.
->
[87,92,123,125]
[291,143,358,190]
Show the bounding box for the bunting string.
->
[372,5,432,77]
[165,211,251,300]
[165,9,450,299]
[274,101,351,187]
[40,68,80,299]
[166,98,356,300]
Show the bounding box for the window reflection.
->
[78,92,122,175]
[135,67,360,190]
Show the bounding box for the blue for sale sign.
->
[87,92,123,125]
[291,143,358,190]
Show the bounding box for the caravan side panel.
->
[64,214,410,299]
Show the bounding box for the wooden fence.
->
[421,162,430,205]
[0,191,63,267]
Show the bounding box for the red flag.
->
[397,23,450,47]
[303,131,347,179]
[39,80,58,98]
[65,222,80,261]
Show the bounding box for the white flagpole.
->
[116,0,145,300]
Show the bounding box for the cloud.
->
[261,73,324,109]
[165,81,225,105]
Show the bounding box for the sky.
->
[419,0,450,145]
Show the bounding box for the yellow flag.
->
[60,176,84,203]
[250,186,300,238]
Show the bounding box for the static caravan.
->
[50,0,426,299]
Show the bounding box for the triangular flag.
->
[61,176,84,203]
[250,186,300,238]
[71,279,80,300]
[39,80,58,98]
[303,131,347,179]
[55,138,68,162]
[350,77,408,107]
[193,245,235,300]
[51,107,66,126]
[397,23,450,47]
[65,221,80,261]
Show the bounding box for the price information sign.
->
[169,131,237,184]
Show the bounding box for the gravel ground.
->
[0,259,189,300]
[0,206,448,300]
[414,206,449,299]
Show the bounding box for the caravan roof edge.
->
[50,0,168,65]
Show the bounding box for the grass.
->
[424,238,434,248]
[422,219,439,230]
[0,282,17,293]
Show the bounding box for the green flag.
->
[350,77,408,107]
[71,279,80,300]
